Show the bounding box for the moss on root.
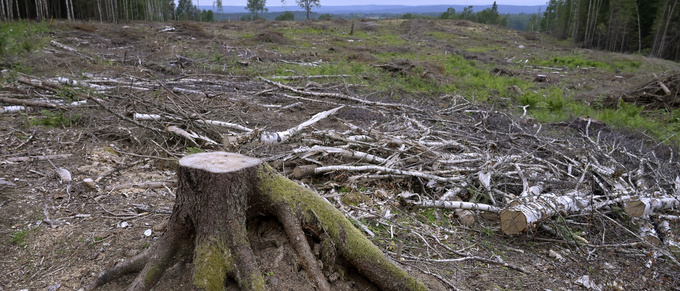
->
[145,264,161,286]
[193,238,234,291]
[257,165,427,291]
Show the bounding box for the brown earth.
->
[1,19,680,291]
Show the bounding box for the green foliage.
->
[246,0,268,17]
[56,86,82,102]
[201,10,214,22]
[546,92,565,112]
[11,229,29,247]
[0,21,49,57]
[318,13,333,20]
[439,8,457,20]
[297,0,321,20]
[186,147,205,155]
[481,227,495,237]
[518,92,540,108]
[401,13,418,19]
[476,2,500,25]
[275,11,295,21]
[176,0,199,20]
[534,55,606,69]
[537,0,680,61]
[30,110,81,127]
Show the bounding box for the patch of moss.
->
[341,191,369,206]
[145,264,161,285]
[193,238,234,290]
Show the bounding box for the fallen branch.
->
[166,125,219,147]
[414,199,501,213]
[134,113,253,132]
[260,77,412,109]
[225,106,343,146]
[294,145,388,165]
[4,154,73,162]
[269,74,352,80]
[311,165,465,183]
[0,97,59,108]
[106,181,176,191]
[50,40,94,62]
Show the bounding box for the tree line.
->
[537,0,679,61]
[0,0,219,22]
[1,0,678,61]
[437,2,508,27]
[0,0,321,22]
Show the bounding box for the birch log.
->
[623,197,680,217]
[624,197,680,217]
[500,192,591,235]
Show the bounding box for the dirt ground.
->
[1,19,680,291]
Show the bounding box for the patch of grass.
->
[0,21,50,57]
[186,147,204,155]
[533,55,606,69]
[29,110,81,127]
[11,229,29,247]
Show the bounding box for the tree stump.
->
[86,152,427,291]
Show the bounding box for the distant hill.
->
[203,5,544,15]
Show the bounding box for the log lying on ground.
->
[86,152,426,291]
[624,196,680,217]
[500,192,591,235]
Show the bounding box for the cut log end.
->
[500,209,528,235]
[179,152,262,173]
[624,200,646,217]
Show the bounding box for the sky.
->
[213,0,547,7]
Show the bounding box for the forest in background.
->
[0,0,678,61]
[538,0,679,62]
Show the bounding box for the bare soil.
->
[1,19,679,291]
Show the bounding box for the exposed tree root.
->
[85,152,427,291]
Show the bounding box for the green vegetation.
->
[186,147,205,155]
[11,228,29,247]
[193,238,236,290]
[0,21,49,57]
[275,11,296,21]
[533,55,606,69]
[318,13,333,21]
[540,0,680,62]
[438,2,508,26]
[29,110,81,127]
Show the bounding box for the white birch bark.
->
[624,197,680,217]
[500,191,591,235]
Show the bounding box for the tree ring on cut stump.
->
[500,208,529,235]
[179,152,262,173]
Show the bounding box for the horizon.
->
[198,1,547,7]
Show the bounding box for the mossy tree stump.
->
[86,152,427,291]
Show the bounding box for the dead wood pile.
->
[2,69,680,273]
[605,71,680,110]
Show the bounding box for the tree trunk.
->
[86,152,427,291]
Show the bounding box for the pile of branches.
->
[2,69,680,267]
[606,71,680,110]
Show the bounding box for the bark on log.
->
[86,152,427,291]
[500,192,591,235]
[624,197,680,217]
